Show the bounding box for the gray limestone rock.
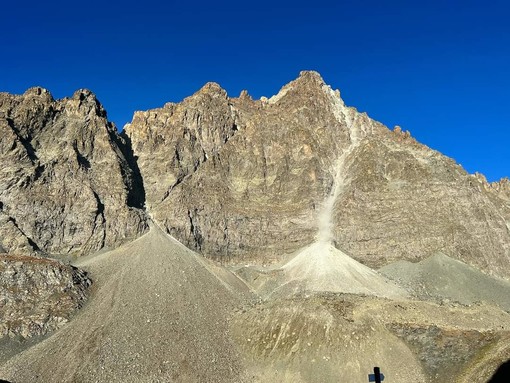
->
[0,87,147,256]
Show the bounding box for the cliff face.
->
[0,72,508,279]
[0,87,147,256]
[333,127,510,277]
[126,72,386,262]
[1,74,510,382]
[126,71,510,278]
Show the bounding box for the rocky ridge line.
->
[0,72,508,279]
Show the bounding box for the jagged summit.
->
[195,81,228,97]
[298,69,324,79]
[22,86,54,101]
[238,89,252,100]
[71,88,98,101]
[66,89,108,118]
[0,87,147,256]
[291,70,327,87]
[266,70,340,105]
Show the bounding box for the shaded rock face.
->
[126,71,510,278]
[0,87,147,256]
[0,254,91,338]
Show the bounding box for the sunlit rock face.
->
[126,71,509,278]
[0,72,508,277]
[126,71,384,262]
[0,87,147,256]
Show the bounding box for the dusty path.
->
[0,226,252,383]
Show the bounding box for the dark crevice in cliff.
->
[116,129,147,210]
[72,142,91,170]
[92,191,105,216]
[91,190,106,249]
[6,118,39,164]
[187,209,203,251]
[8,216,40,251]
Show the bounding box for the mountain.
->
[0,72,509,383]
[126,71,510,279]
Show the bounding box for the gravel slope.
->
[1,233,508,383]
[0,226,252,383]
[379,252,510,311]
[279,242,408,298]
[236,241,408,300]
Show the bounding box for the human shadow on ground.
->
[488,359,510,383]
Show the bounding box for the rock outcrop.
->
[0,87,147,256]
[125,71,510,278]
[2,74,507,278]
[0,254,91,339]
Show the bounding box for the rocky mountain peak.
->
[267,70,332,105]
[195,82,228,98]
[67,89,107,118]
[72,88,96,100]
[238,89,252,101]
[298,69,325,83]
[23,87,54,102]
[263,72,351,125]
[125,71,509,279]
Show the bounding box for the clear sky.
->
[1,0,508,181]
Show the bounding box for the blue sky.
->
[1,0,508,181]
